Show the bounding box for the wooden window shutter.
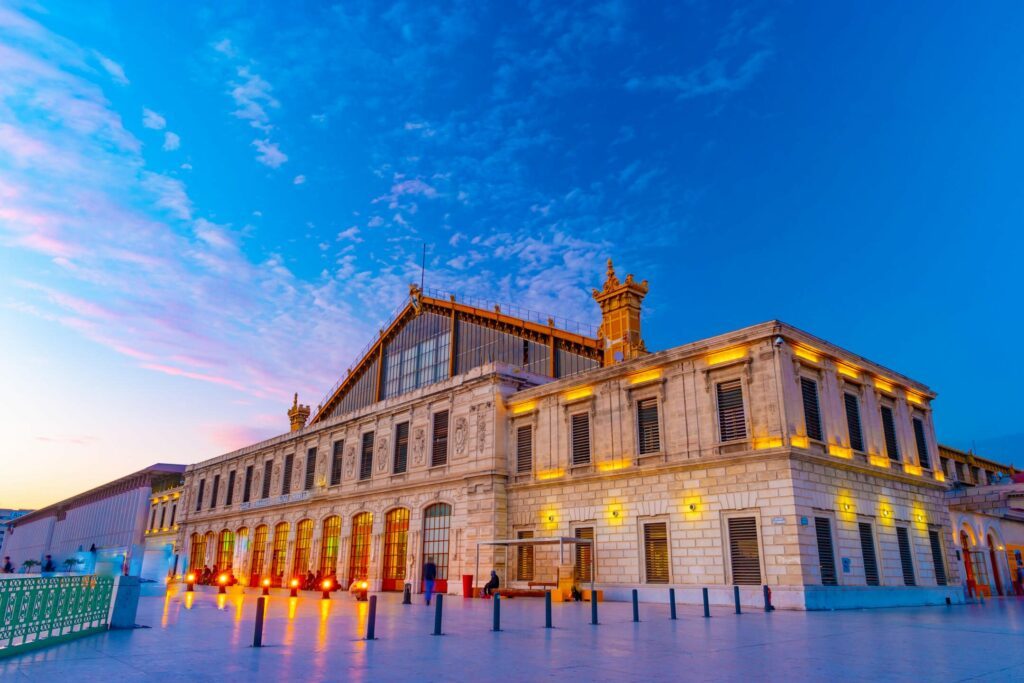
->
[516,425,533,474]
[727,517,762,585]
[815,517,838,586]
[913,418,931,469]
[394,422,409,474]
[928,530,947,586]
[636,398,660,455]
[304,448,316,490]
[571,413,591,465]
[282,454,293,494]
[716,380,746,442]
[517,530,534,581]
[432,410,449,467]
[858,522,880,586]
[330,441,343,486]
[880,406,900,461]
[360,432,374,480]
[896,526,916,586]
[574,527,594,582]
[800,377,823,442]
[643,522,670,584]
[844,393,864,452]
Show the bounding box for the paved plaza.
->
[3,586,1024,682]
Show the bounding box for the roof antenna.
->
[420,242,426,291]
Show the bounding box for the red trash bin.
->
[462,574,473,597]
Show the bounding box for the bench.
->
[496,588,547,599]
[527,581,557,590]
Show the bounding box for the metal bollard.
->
[433,594,444,635]
[762,585,774,612]
[253,595,266,647]
[702,587,710,618]
[492,593,501,632]
[734,586,742,615]
[402,582,412,605]
[591,591,599,625]
[669,588,677,620]
[545,590,552,629]
[632,589,640,622]
[366,595,377,640]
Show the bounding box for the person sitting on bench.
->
[482,570,500,597]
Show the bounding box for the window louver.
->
[574,527,594,582]
[880,406,900,461]
[330,441,343,486]
[896,526,916,586]
[360,432,374,480]
[815,517,838,586]
[728,517,762,585]
[194,478,203,511]
[637,398,661,455]
[282,454,294,494]
[517,530,534,581]
[394,422,409,474]
[304,448,316,490]
[261,461,272,499]
[432,411,449,467]
[844,393,864,452]
[913,418,931,469]
[516,425,532,474]
[209,475,219,510]
[801,377,823,442]
[226,470,235,506]
[716,380,746,442]
[928,530,947,586]
[571,413,591,465]
[643,522,670,584]
[243,465,253,503]
[858,522,879,586]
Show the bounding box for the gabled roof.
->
[309,285,601,425]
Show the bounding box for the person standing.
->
[423,556,437,606]
[2,556,13,573]
[42,555,55,573]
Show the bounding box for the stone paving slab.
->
[3,586,1024,682]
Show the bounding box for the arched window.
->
[348,512,373,586]
[203,531,215,569]
[319,516,341,578]
[235,527,249,579]
[270,522,289,583]
[189,533,205,572]
[423,503,452,591]
[249,525,268,586]
[988,533,1004,596]
[217,529,235,571]
[383,509,410,591]
[293,519,314,576]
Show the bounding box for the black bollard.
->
[669,588,677,620]
[433,594,444,636]
[632,589,640,622]
[702,587,710,618]
[492,593,501,632]
[591,591,599,625]
[366,595,377,640]
[734,586,742,615]
[253,595,266,647]
[402,582,412,605]
[762,585,773,612]
[545,590,552,629]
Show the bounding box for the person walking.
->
[423,556,437,606]
[42,555,55,573]
[2,556,13,573]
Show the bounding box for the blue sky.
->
[2,1,1023,507]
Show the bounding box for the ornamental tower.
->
[592,258,649,366]
[288,393,310,432]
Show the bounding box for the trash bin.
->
[462,574,473,597]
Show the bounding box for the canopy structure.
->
[474,537,595,596]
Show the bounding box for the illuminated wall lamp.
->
[688,503,697,512]
[882,509,891,518]
[612,510,620,518]
[547,514,555,522]
[842,503,852,512]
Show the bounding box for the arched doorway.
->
[960,530,976,597]
[319,516,341,580]
[249,525,268,586]
[382,508,410,591]
[987,533,1004,596]
[423,503,452,593]
[203,531,215,574]
[270,522,289,585]
[235,527,249,582]
[189,533,205,573]
[348,512,373,587]
[292,519,314,580]
[216,529,235,574]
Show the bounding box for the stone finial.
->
[288,393,311,432]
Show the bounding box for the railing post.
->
[591,591,599,625]
[734,586,742,615]
[669,588,677,620]
[253,595,266,647]
[702,587,710,618]
[545,590,552,628]
[492,593,501,632]
[762,585,774,612]
[366,595,377,640]
[433,594,444,635]
[632,589,640,622]
[402,582,411,605]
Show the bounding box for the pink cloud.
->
[204,423,279,453]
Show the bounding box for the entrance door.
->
[382,508,410,591]
[988,534,1004,596]
[422,503,451,593]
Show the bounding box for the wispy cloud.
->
[162,131,180,150]
[142,108,166,130]
[93,51,128,85]
[252,138,287,168]
[292,174,306,185]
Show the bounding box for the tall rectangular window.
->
[881,405,900,461]
[636,398,660,455]
[330,440,344,486]
[727,516,762,585]
[159,506,166,528]
[517,530,534,581]
[643,522,670,584]
[195,479,205,512]
[570,413,591,465]
[896,526,916,586]
[800,377,823,442]
[858,522,879,586]
[225,470,236,506]
[431,411,449,467]
[261,460,273,499]
[516,425,533,474]
[393,422,409,474]
[574,527,594,583]
[282,454,294,495]
[913,418,931,469]
[844,393,864,452]
[169,504,176,526]
[304,448,316,490]
[209,474,220,509]
[928,530,947,586]
[360,432,374,480]
[716,379,746,442]
[150,508,157,530]
[815,517,838,586]
[243,465,253,503]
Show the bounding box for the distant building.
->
[938,444,1017,487]
[0,508,32,554]
[178,261,961,610]
[2,464,185,578]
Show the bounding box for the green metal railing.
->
[0,575,114,658]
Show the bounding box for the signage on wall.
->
[842,557,851,573]
[800,517,809,526]
[771,517,785,525]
